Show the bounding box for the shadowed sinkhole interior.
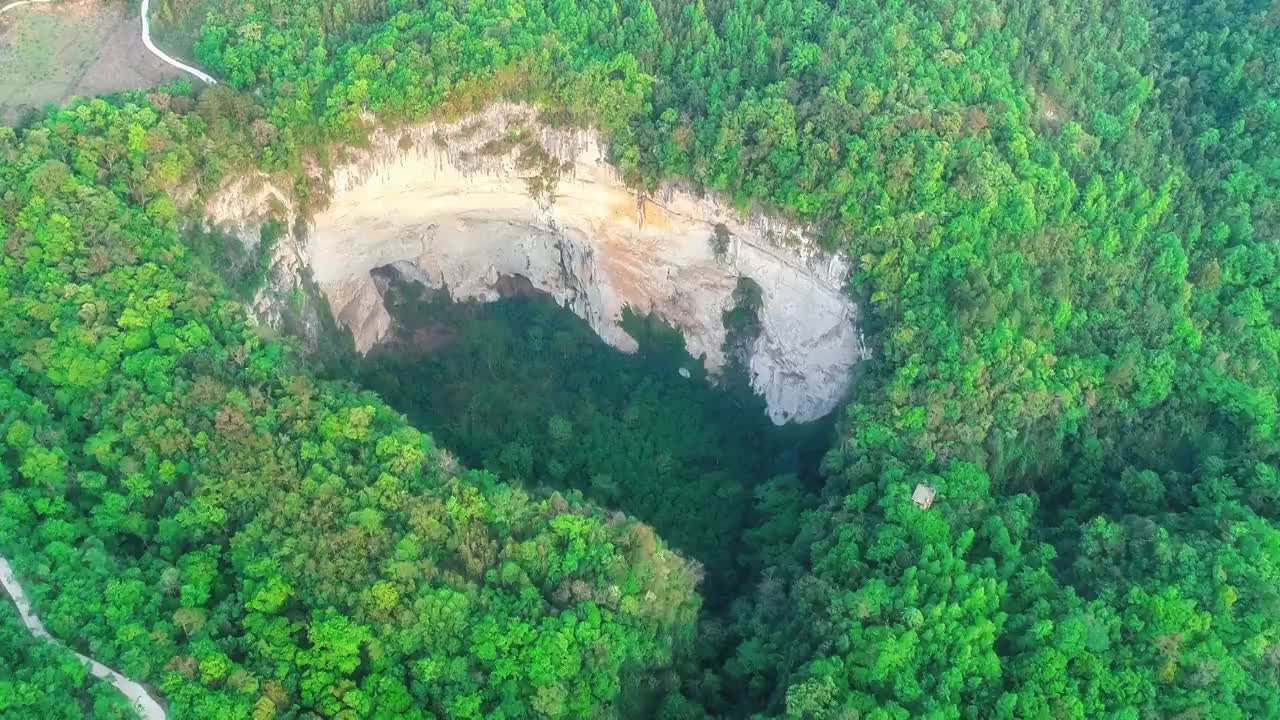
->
[341,265,837,606]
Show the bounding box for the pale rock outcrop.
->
[208,103,869,423]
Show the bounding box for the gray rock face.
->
[208,103,869,423]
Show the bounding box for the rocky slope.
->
[207,103,869,423]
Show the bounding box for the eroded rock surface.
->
[209,103,869,423]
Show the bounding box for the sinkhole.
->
[345,266,838,604]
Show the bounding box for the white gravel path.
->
[140,0,217,84]
[0,555,167,720]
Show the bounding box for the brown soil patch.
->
[1034,87,1068,129]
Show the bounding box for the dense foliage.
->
[0,601,134,719]
[1,0,1278,717]
[0,101,698,719]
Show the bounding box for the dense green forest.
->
[0,601,135,719]
[2,0,1278,717]
[0,99,700,718]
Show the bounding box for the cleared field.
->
[0,0,179,125]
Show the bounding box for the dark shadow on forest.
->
[350,267,838,606]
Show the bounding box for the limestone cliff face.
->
[208,103,869,423]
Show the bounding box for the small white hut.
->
[912,483,936,510]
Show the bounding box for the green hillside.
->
[2,0,1278,717]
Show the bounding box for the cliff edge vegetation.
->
[2,0,1279,718]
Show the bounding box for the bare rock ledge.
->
[207,103,869,423]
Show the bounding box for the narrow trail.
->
[0,0,53,16]
[0,555,167,720]
[140,0,217,85]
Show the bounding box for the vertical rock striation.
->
[208,103,870,423]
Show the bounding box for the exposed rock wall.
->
[208,103,869,423]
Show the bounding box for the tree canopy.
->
[2,0,1279,717]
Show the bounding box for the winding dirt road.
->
[139,0,215,84]
[1,0,216,85]
[0,556,167,720]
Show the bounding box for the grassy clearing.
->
[0,0,177,125]
[1,4,109,123]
